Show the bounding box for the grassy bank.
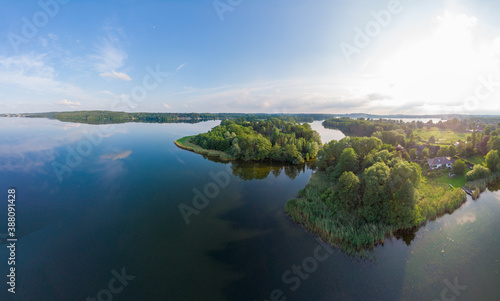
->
[463,172,500,199]
[417,179,467,219]
[285,171,467,255]
[285,172,394,255]
[174,136,236,161]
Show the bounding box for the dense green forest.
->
[315,137,424,227]
[190,118,322,164]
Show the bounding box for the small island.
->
[175,117,322,164]
[286,117,500,255]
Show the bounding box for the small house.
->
[427,157,456,170]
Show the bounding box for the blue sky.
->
[1,0,500,114]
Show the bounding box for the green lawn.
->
[413,127,468,144]
[430,172,466,188]
[465,155,486,165]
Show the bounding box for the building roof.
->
[427,157,455,166]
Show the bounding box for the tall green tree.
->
[452,159,467,175]
[332,148,359,179]
[361,162,391,223]
[486,150,500,173]
[334,171,361,213]
[488,136,500,152]
[385,161,421,227]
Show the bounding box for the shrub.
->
[452,159,467,175]
[466,164,491,181]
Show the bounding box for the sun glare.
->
[368,11,500,113]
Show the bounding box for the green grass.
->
[417,179,466,220]
[431,173,466,188]
[175,136,236,161]
[463,172,500,199]
[413,127,468,144]
[465,155,485,165]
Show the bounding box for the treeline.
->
[323,118,402,137]
[46,111,235,124]
[323,117,500,137]
[191,118,322,164]
[25,111,338,124]
[323,117,500,158]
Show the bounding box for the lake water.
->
[0,118,499,300]
[309,120,345,144]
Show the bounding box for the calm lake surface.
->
[0,118,499,300]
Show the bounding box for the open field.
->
[413,127,469,144]
[430,172,466,188]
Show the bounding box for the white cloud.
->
[175,78,382,113]
[0,55,90,103]
[100,150,132,160]
[99,71,132,81]
[162,103,171,109]
[91,24,128,74]
[176,63,186,72]
[57,99,81,106]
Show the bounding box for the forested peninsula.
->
[286,117,500,255]
[175,118,322,164]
